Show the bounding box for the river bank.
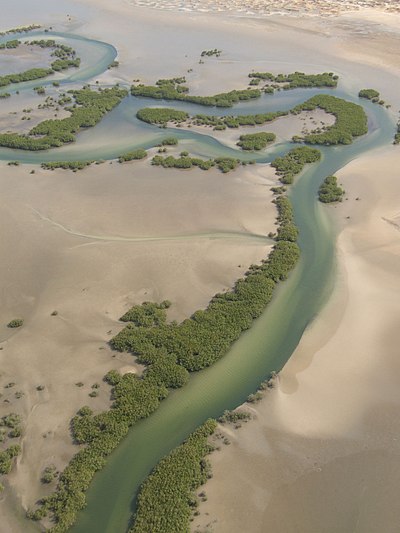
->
[193,147,400,533]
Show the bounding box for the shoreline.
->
[193,143,400,532]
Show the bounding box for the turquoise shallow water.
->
[1,29,395,533]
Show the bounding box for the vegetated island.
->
[394,122,400,145]
[318,175,345,203]
[248,71,338,93]
[26,144,319,531]
[131,71,339,107]
[0,39,81,88]
[237,132,276,150]
[0,86,127,150]
[358,88,385,105]
[0,24,41,37]
[136,94,368,146]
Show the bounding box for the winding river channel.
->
[1,29,395,533]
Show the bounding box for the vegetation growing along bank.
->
[0,39,80,88]
[28,140,315,530]
[130,420,216,533]
[151,154,241,173]
[0,67,54,88]
[0,24,41,36]
[0,39,21,49]
[0,92,10,98]
[136,107,188,126]
[291,94,368,145]
[237,132,276,150]
[271,146,321,184]
[248,71,338,92]
[394,123,400,145]
[134,88,368,146]
[358,88,379,101]
[318,175,345,203]
[41,161,94,171]
[132,77,261,108]
[118,149,147,162]
[0,86,128,150]
[137,94,367,147]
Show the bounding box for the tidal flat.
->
[0,1,400,532]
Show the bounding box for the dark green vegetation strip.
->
[0,24,41,36]
[271,146,321,184]
[136,107,188,125]
[131,77,261,108]
[130,420,216,533]
[318,175,345,203]
[151,154,241,173]
[0,86,128,150]
[358,88,380,101]
[291,94,368,145]
[118,149,147,163]
[248,71,338,90]
[237,132,276,150]
[41,161,93,171]
[27,144,318,531]
[0,39,21,49]
[0,67,54,88]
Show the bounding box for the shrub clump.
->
[130,420,216,533]
[118,149,147,163]
[271,146,321,184]
[237,132,276,150]
[318,175,345,203]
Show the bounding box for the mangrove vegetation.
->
[132,77,261,108]
[237,131,276,150]
[248,71,338,91]
[130,420,216,533]
[318,175,345,203]
[291,94,368,145]
[0,86,128,150]
[271,146,321,184]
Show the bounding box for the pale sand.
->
[193,147,400,533]
[0,1,400,530]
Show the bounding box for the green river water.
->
[0,30,395,533]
